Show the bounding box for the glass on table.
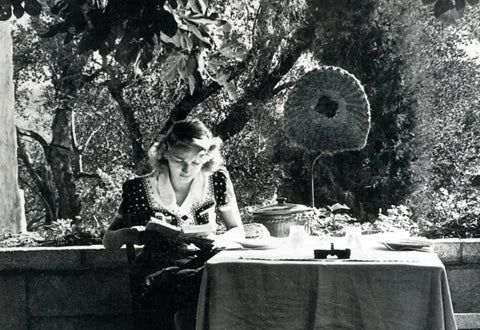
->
[344,225,364,257]
[288,224,309,249]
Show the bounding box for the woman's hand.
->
[123,225,146,245]
[103,225,145,250]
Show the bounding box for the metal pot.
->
[252,197,316,237]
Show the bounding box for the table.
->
[196,239,457,330]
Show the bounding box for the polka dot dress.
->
[115,169,233,228]
[212,170,230,207]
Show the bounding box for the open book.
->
[145,217,182,238]
[145,217,216,237]
[145,217,216,248]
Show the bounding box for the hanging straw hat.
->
[284,66,371,154]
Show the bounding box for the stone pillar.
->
[0,20,26,233]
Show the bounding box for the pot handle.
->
[276,197,287,205]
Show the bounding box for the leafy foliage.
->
[3,0,254,102]
[0,219,103,247]
[400,3,480,238]
[9,0,480,244]
[310,204,427,238]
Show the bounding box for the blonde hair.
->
[148,119,224,173]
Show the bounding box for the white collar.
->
[146,167,210,214]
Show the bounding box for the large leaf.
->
[213,69,237,100]
[24,0,41,16]
[187,0,207,14]
[159,30,183,48]
[185,20,211,45]
[158,10,178,37]
[160,52,187,82]
[213,68,229,85]
[224,80,238,101]
[188,74,196,95]
[184,13,218,25]
[434,0,455,17]
[197,0,208,14]
[185,55,196,77]
[133,45,153,76]
[437,5,464,23]
[219,20,232,33]
[182,33,193,51]
[218,40,248,60]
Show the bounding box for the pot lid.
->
[253,197,313,216]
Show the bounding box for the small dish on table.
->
[381,238,432,251]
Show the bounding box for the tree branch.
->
[17,127,49,154]
[159,52,253,133]
[71,110,81,154]
[82,125,102,154]
[18,175,54,223]
[160,77,221,134]
[216,24,316,140]
[75,172,101,180]
[17,134,44,189]
[272,81,296,95]
[251,1,263,48]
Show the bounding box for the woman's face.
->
[167,144,206,183]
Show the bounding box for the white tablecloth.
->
[196,239,457,330]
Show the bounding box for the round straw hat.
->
[284,66,371,153]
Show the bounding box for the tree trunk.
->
[0,21,26,232]
[108,77,146,170]
[47,107,81,220]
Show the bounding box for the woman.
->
[103,119,244,329]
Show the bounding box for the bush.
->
[311,204,420,237]
[415,188,480,238]
[0,218,103,247]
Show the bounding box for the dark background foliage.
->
[5,0,480,242]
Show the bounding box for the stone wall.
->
[0,239,478,330]
[0,246,132,330]
[433,238,480,329]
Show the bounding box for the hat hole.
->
[314,95,338,118]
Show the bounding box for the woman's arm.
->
[102,216,145,250]
[216,205,245,242]
[212,168,245,241]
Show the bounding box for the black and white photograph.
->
[0,0,479,329]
